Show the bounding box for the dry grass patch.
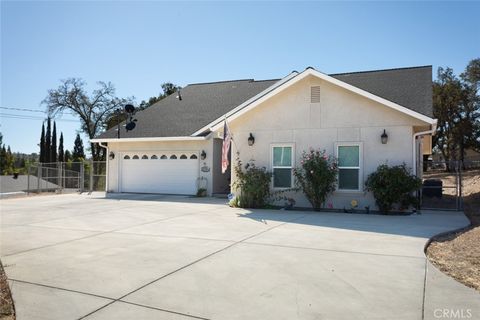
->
[427,169,480,291]
[427,227,480,290]
[0,261,15,320]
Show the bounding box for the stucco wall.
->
[106,139,214,195]
[225,75,426,210]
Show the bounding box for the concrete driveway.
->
[1,193,478,320]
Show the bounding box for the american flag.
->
[221,120,231,174]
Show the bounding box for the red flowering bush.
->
[293,149,338,211]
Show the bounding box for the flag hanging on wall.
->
[221,120,232,174]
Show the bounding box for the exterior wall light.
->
[248,133,255,146]
[381,129,388,144]
[200,150,207,160]
[109,151,115,160]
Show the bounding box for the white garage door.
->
[120,152,199,195]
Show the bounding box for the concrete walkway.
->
[1,193,478,320]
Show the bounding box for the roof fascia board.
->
[202,68,435,134]
[91,136,207,143]
[191,71,300,136]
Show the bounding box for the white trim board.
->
[91,136,207,143]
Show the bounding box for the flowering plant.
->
[350,199,358,209]
[232,156,272,208]
[293,149,338,211]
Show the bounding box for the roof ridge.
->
[187,78,279,86]
[329,65,432,76]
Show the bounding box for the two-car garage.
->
[119,151,199,195]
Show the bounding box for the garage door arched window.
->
[132,155,139,160]
[180,154,187,159]
[142,155,148,159]
[160,155,167,159]
[151,155,158,159]
[190,154,198,159]
[123,155,130,160]
[170,155,177,159]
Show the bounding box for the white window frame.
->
[271,143,295,189]
[335,142,363,192]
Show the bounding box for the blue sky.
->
[1,1,479,154]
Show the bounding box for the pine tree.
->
[51,121,57,162]
[45,118,51,163]
[58,132,64,162]
[72,134,85,162]
[40,123,46,163]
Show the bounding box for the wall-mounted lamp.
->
[200,150,206,160]
[381,129,388,144]
[108,151,115,160]
[247,133,255,146]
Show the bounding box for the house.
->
[91,66,436,210]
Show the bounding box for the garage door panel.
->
[121,155,199,195]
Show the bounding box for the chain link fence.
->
[25,161,106,194]
[421,160,463,210]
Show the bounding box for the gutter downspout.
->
[412,127,435,176]
[97,142,109,192]
[412,123,436,211]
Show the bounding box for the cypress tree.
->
[64,150,71,162]
[5,146,14,174]
[72,134,85,161]
[0,145,6,175]
[45,118,51,163]
[51,121,57,162]
[40,123,46,163]
[58,132,64,162]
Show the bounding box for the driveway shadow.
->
[236,208,470,239]
[93,192,470,239]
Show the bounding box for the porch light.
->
[200,150,206,160]
[109,151,115,160]
[381,129,388,144]
[248,133,255,146]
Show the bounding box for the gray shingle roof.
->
[98,79,278,139]
[331,65,432,117]
[97,66,432,139]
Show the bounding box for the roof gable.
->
[203,67,435,134]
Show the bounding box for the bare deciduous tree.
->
[43,78,133,160]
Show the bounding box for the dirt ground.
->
[0,261,15,320]
[427,168,480,291]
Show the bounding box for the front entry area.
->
[120,151,199,195]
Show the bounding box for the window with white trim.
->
[272,145,293,188]
[337,144,361,191]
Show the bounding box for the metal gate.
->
[421,160,463,210]
[26,161,106,194]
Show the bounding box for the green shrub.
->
[233,158,271,208]
[293,149,338,211]
[196,188,207,197]
[229,195,241,208]
[365,163,422,214]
